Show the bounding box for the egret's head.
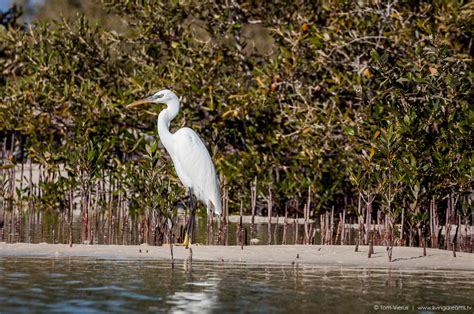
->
[127,89,178,109]
[149,89,177,103]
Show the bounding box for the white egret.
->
[127,90,222,247]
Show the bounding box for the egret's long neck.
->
[157,97,180,151]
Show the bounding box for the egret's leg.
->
[184,188,195,248]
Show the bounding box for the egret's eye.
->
[155,93,164,99]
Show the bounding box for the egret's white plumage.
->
[128,90,222,216]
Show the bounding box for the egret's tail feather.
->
[209,200,222,216]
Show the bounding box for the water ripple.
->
[0,257,472,313]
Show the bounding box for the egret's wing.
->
[171,128,221,214]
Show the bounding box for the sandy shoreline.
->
[0,242,472,270]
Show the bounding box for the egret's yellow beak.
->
[127,98,155,109]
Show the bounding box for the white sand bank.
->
[0,243,472,270]
[227,215,315,224]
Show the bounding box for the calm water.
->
[0,257,473,313]
[10,215,330,246]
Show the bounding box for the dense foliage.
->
[0,1,472,246]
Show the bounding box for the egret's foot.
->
[183,233,191,249]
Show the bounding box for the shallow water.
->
[10,215,330,246]
[0,257,473,313]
